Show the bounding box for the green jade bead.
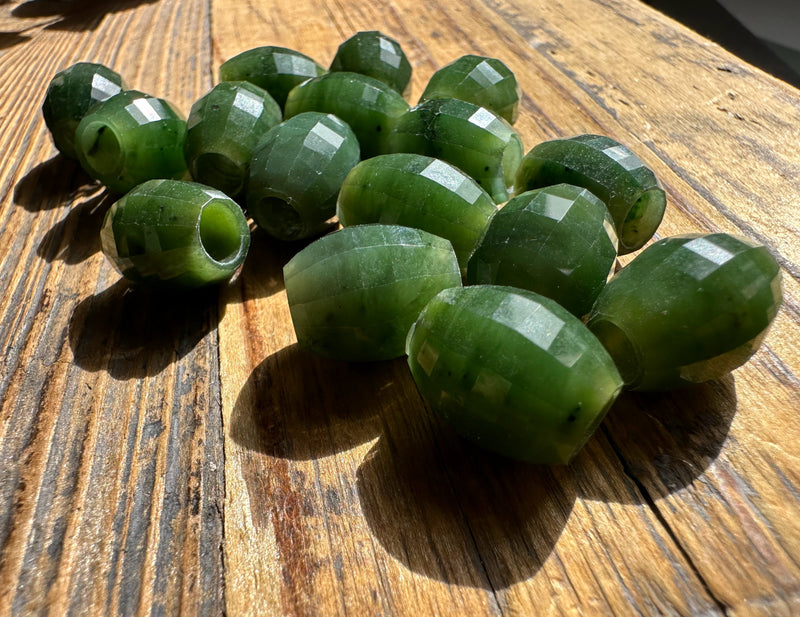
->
[247,112,360,241]
[386,98,523,204]
[184,81,282,199]
[515,134,666,254]
[467,184,618,317]
[284,224,462,361]
[337,153,497,274]
[587,233,783,391]
[406,285,623,464]
[330,31,412,97]
[42,62,126,160]
[284,71,409,159]
[219,46,326,111]
[75,90,188,194]
[101,179,251,288]
[420,54,520,124]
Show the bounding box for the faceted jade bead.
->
[75,90,188,194]
[406,285,623,464]
[247,112,360,241]
[420,54,520,124]
[42,62,126,159]
[467,184,618,317]
[386,98,523,204]
[284,72,409,159]
[100,179,250,288]
[336,153,497,274]
[587,233,783,391]
[330,31,412,97]
[218,46,326,111]
[184,81,282,199]
[514,134,666,254]
[284,224,462,361]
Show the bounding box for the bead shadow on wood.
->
[229,344,403,460]
[68,279,223,379]
[14,155,96,212]
[36,189,114,264]
[11,0,160,32]
[356,413,575,588]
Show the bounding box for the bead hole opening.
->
[620,187,666,253]
[199,202,245,264]
[80,121,123,176]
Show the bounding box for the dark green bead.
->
[42,62,126,159]
[386,98,523,204]
[330,31,412,97]
[420,55,519,124]
[406,285,623,464]
[514,134,666,254]
[75,90,188,194]
[284,71,409,159]
[100,179,250,288]
[247,112,360,241]
[218,46,326,111]
[184,81,282,199]
[337,153,496,274]
[467,184,618,317]
[284,224,462,361]
[587,233,783,391]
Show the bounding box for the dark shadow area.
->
[641,0,800,88]
[69,279,222,380]
[586,375,738,503]
[14,155,96,212]
[0,30,30,50]
[229,344,405,460]
[37,189,113,263]
[12,0,159,32]
[356,414,574,588]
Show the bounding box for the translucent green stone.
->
[337,154,497,274]
[74,90,188,194]
[420,55,520,124]
[101,179,250,288]
[219,46,326,111]
[247,112,360,241]
[467,184,618,317]
[330,31,412,97]
[515,134,666,254]
[184,81,282,199]
[284,224,462,361]
[587,233,783,391]
[42,62,126,159]
[406,285,623,464]
[284,72,409,159]
[386,98,523,203]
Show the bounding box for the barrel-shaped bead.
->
[184,81,282,199]
[514,134,666,254]
[420,55,520,124]
[330,31,412,97]
[42,62,126,159]
[284,72,409,159]
[336,154,497,273]
[586,233,783,390]
[406,285,623,464]
[75,90,188,194]
[101,179,251,288]
[284,224,462,361]
[386,98,523,204]
[467,184,618,317]
[247,112,360,241]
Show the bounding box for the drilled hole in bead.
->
[199,202,244,263]
[620,187,666,253]
[192,153,245,197]
[79,121,123,176]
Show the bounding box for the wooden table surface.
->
[2,0,800,615]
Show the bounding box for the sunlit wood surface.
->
[1,0,799,615]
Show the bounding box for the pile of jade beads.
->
[42,31,783,465]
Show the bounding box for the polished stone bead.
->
[185,81,282,199]
[467,183,618,317]
[587,233,783,390]
[42,62,126,159]
[330,31,412,97]
[420,54,520,124]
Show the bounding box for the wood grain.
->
[1,0,799,615]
